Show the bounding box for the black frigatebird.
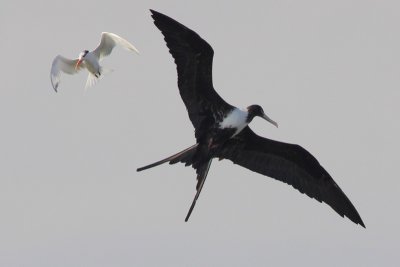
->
[138,10,365,227]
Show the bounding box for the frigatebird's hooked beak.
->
[262,113,278,128]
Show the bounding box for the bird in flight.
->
[50,32,139,92]
[138,10,365,227]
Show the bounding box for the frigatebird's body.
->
[138,10,365,227]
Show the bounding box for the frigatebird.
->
[138,10,365,227]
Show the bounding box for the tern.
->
[137,10,365,227]
[50,32,139,92]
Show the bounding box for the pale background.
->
[1,0,399,266]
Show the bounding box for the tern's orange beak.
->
[75,59,82,70]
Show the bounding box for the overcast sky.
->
[1,0,399,266]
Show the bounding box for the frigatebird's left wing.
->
[151,10,233,137]
[216,127,365,227]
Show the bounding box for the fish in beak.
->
[75,59,83,70]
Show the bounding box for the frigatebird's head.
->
[247,105,278,128]
[75,50,89,70]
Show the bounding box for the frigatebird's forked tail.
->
[185,159,212,221]
[137,144,211,221]
[137,144,198,172]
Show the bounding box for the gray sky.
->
[1,0,399,266]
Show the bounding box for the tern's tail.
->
[137,144,198,172]
[84,67,114,90]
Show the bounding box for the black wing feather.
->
[217,127,365,227]
[150,10,233,135]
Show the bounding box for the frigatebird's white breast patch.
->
[219,108,248,135]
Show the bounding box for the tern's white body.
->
[50,32,139,92]
[82,52,101,75]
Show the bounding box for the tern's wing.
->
[92,32,139,61]
[50,55,82,92]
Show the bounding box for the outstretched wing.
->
[150,10,233,134]
[93,32,139,61]
[50,55,81,92]
[216,127,365,227]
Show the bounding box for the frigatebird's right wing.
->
[150,10,233,138]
